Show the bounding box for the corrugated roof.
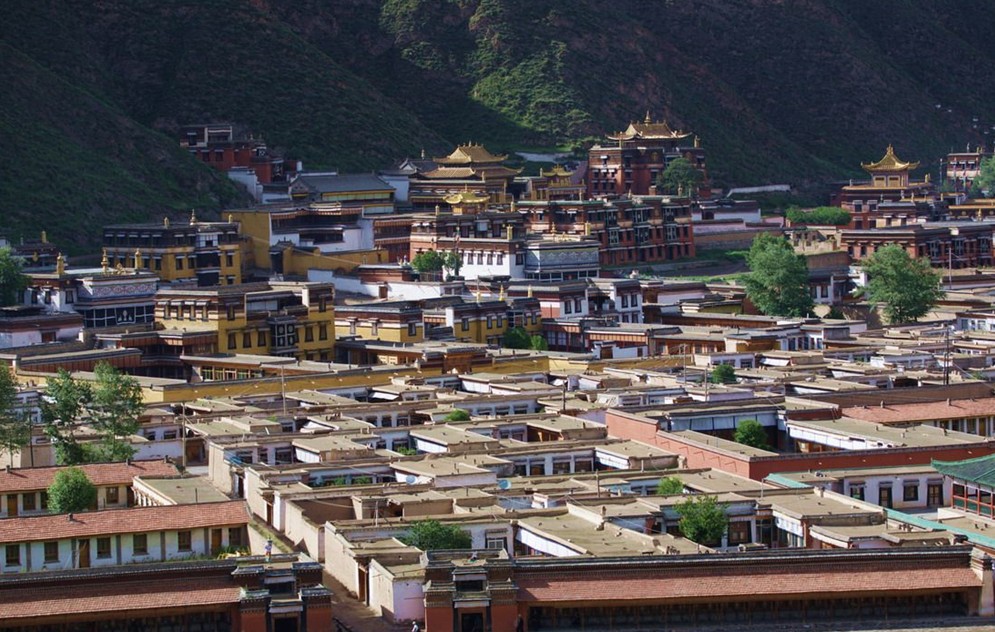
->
[933,453,995,487]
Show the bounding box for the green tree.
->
[0,247,28,307]
[444,409,471,422]
[47,467,98,514]
[41,369,93,465]
[675,495,728,546]
[743,233,813,317]
[399,519,472,551]
[734,419,769,450]
[863,245,943,324]
[710,364,736,385]
[0,365,31,461]
[441,251,462,278]
[656,157,703,197]
[974,155,995,197]
[503,327,531,349]
[87,363,143,462]
[657,476,684,495]
[411,250,445,273]
[529,334,548,351]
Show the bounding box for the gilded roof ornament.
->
[861,145,920,172]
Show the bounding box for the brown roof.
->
[842,397,995,424]
[518,567,979,603]
[0,501,248,544]
[0,575,240,621]
[0,460,179,494]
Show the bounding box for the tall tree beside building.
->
[863,244,943,324]
[675,495,728,547]
[743,234,813,317]
[47,467,98,514]
[734,419,769,450]
[0,365,31,460]
[42,364,143,464]
[411,250,445,273]
[655,157,703,197]
[0,247,28,306]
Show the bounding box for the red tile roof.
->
[0,575,240,621]
[517,567,981,603]
[842,398,995,425]
[0,460,178,493]
[0,500,248,544]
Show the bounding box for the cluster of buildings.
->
[3,117,995,631]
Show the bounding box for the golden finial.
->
[499,285,506,302]
[420,148,426,159]
[475,287,482,304]
[506,225,514,240]
[527,285,534,299]
[694,135,701,149]
[228,213,234,223]
[40,230,48,244]
[133,248,142,269]
[925,173,931,183]
[584,221,591,236]
[101,249,109,273]
[189,209,197,225]
[164,216,170,227]
[55,253,65,276]
[644,111,652,124]
[435,204,440,216]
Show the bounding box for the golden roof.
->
[861,145,920,172]
[540,165,574,178]
[444,191,490,205]
[608,113,691,141]
[420,165,522,180]
[435,143,508,165]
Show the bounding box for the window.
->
[177,530,192,552]
[319,324,328,341]
[40,491,48,510]
[225,253,234,267]
[96,537,112,559]
[349,321,357,335]
[228,528,242,548]
[407,322,417,337]
[106,487,119,504]
[485,534,507,551]
[257,330,267,346]
[227,333,237,349]
[927,482,944,508]
[370,321,379,336]
[44,541,59,563]
[903,483,919,502]
[133,533,148,556]
[621,295,629,308]
[305,326,314,343]
[243,332,252,348]
[461,318,470,332]
[176,256,183,270]
[22,493,35,512]
[226,305,236,320]
[849,484,865,501]
[728,521,751,545]
[574,298,582,312]
[5,545,20,567]
[564,301,572,314]
[486,315,493,329]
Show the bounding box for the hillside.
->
[3,1,995,250]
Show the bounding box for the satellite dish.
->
[404,474,417,484]
[497,479,511,491]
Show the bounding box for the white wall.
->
[368,560,424,623]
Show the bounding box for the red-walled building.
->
[181,123,298,184]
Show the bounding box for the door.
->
[77,539,90,568]
[460,612,484,632]
[879,485,893,509]
[6,495,16,517]
[211,528,223,555]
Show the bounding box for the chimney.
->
[67,513,74,522]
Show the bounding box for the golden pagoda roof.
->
[608,113,692,141]
[435,143,508,165]
[540,165,574,178]
[861,145,920,172]
[419,165,522,180]
[444,191,490,205]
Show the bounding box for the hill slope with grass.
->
[3,1,995,250]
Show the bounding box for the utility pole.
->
[281,365,288,417]
[944,326,951,386]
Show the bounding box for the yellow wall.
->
[342,320,423,344]
[282,247,387,276]
[229,211,274,270]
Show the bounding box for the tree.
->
[444,409,471,422]
[734,419,769,450]
[785,206,851,226]
[41,369,93,465]
[743,233,813,317]
[657,476,684,495]
[399,519,472,551]
[0,247,28,307]
[656,157,703,197]
[974,155,995,198]
[863,244,943,324]
[675,495,728,546]
[0,365,31,461]
[441,251,462,278]
[503,327,548,351]
[710,364,736,385]
[47,467,98,514]
[87,363,143,462]
[529,334,549,351]
[411,250,445,273]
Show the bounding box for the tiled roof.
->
[933,453,995,487]
[517,567,980,602]
[0,500,248,544]
[0,460,179,493]
[0,576,240,621]
[842,397,995,424]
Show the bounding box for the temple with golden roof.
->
[832,145,938,225]
[407,143,521,209]
[587,112,707,198]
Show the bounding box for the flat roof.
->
[788,417,985,448]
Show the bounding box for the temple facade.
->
[832,145,937,220]
[407,144,521,209]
